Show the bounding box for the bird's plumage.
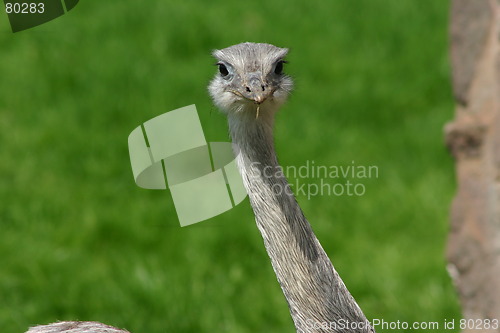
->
[26,42,374,333]
[209,42,374,333]
[26,321,129,333]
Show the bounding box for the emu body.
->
[26,42,374,333]
[209,42,373,333]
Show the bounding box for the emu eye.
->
[218,63,229,77]
[274,60,286,75]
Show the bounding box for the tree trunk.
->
[446,0,500,332]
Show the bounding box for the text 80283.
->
[5,3,45,14]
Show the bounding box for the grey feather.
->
[24,42,374,333]
[26,322,129,333]
[209,42,375,333]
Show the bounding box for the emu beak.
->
[253,94,267,104]
[248,86,275,106]
[242,73,273,105]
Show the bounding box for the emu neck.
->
[227,110,372,333]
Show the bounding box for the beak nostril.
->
[246,87,251,93]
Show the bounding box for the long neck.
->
[228,110,373,333]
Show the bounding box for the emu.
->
[26,42,374,333]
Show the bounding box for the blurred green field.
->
[0,0,460,332]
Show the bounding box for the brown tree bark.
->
[446,0,500,331]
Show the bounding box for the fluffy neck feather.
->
[227,106,373,333]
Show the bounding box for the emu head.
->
[208,42,293,117]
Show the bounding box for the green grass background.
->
[0,0,460,332]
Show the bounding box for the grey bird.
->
[208,42,374,333]
[25,42,374,333]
